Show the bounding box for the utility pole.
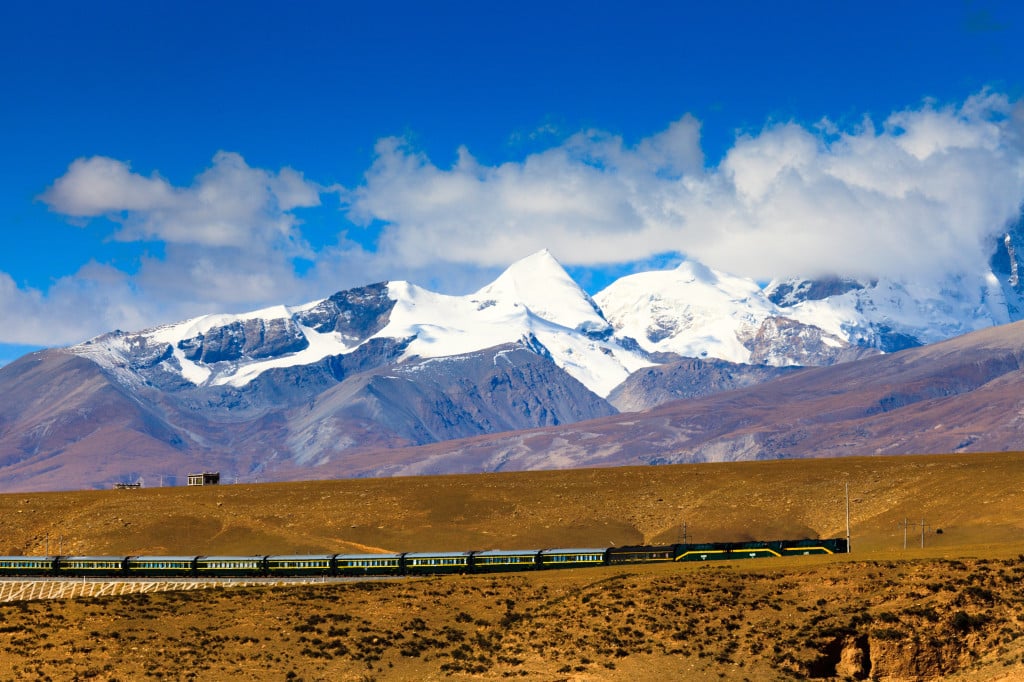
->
[678,520,688,545]
[845,482,851,554]
[919,519,930,549]
[900,518,910,549]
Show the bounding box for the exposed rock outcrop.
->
[178,317,309,364]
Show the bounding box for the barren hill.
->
[3,451,1022,558]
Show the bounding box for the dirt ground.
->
[1,556,1023,681]
[0,451,1023,680]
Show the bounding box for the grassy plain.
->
[0,451,1023,680]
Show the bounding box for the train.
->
[0,538,847,579]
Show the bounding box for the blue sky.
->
[2,1,1024,364]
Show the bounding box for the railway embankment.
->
[0,578,330,603]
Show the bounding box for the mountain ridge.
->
[4,242,1024,491]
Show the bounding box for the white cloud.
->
[38,156,176,215]
[0,266,150,345]
[41,151,322,251]
[348,126,698,268]
[348,91,1024,282]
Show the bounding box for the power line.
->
[899,517,931,549]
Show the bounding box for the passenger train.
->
[0,538,847,579]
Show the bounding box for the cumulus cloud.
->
[347,119,706,269]
[39,156,176,216]
[348,91,1024,282]
[41,151,322,251]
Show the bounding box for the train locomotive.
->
[0,538,846,579]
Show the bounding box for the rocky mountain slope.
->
[298,318,1024,480]
[0,340,615,490]
[606,357,803,413]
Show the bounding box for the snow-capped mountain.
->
[596,228,1024,366]
[375,250,647,397]
[765,272,1013,352]
[748,225,1024,352]
[62,240,1024,416]
[2,249,639,491]
[594,260,776,362]
[594,260,870,367]
[73,249,652,400]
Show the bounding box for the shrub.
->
[952,611,991,632]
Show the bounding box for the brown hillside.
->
[2,450,1022,559]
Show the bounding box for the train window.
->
[0,560,40,568]
[204,561,258,569]
[486,556,528,564]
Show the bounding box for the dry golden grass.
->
[0,451,1023,680]
[3,451,1023,558]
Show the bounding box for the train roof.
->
[0,555,56,561]
[58,555,126,561]
[335,553,404,560]
[403,551,474,558]
[266,555,334,560]
[540,548,608,554]
[195,555,267,561]
[128,556,198,562]
[473,549,541,556]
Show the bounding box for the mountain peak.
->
[674,258,719,285]
[496,248,565,281]
[594,256,779,362]
[476,249,609,334]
